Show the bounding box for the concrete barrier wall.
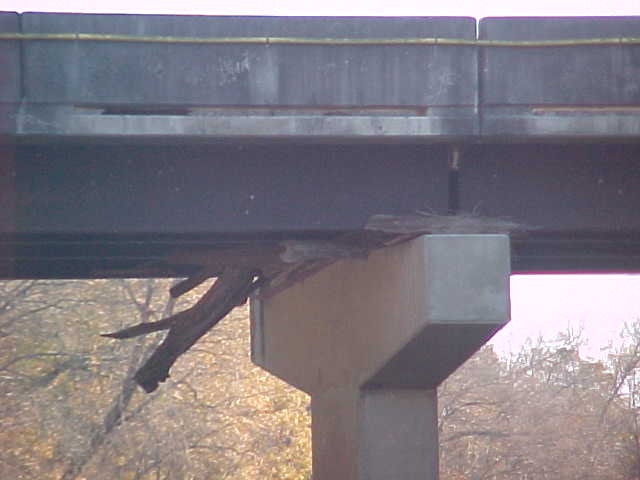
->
[2,13,640,139]
[0,12,19,134]
[20,14,476,108]
[480,17,640,137]
[480,17,640,106]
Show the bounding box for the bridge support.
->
[251,235,510,479]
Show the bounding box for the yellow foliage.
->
[0,280,312,480]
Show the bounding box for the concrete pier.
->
[251,235,511,479]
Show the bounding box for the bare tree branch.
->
[103,268,261,393]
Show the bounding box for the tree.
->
[4,276,640,480]
[439,323,640,480]
[0,279,311,479]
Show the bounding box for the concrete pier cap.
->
[251,234,510,479]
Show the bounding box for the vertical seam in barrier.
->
[447,146,461,215]
[476,19,484,137]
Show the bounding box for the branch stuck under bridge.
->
[102,213,528,393]
[101,239,369,392]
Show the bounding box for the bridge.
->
[1,12,640,479]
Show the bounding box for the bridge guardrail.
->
[11,14,477,139]
[0,12,19,135]
[479,16,640,138]
[2,14,640,140]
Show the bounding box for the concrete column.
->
[251,235,510,480]
[312,387,438,480]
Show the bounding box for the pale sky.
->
[504,275,640,360]
[3,0,640,17]
[3,0,640,360]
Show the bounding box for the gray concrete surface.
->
[3,14,640,140]
[480,17,640,137]
[9,13,477,140]
[0,12,19,135]
[14,108,475,140]
[311,387,439,480]
[251,234,510,479]
[20,14,475,107]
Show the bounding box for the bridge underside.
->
[1,141,639,279]
[2,14,640,277]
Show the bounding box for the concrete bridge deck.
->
[3,14,640,141]
[2,13,640,480]
[1,13,640,276]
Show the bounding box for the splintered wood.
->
[102,213,528,392]
[102,240,368,392]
